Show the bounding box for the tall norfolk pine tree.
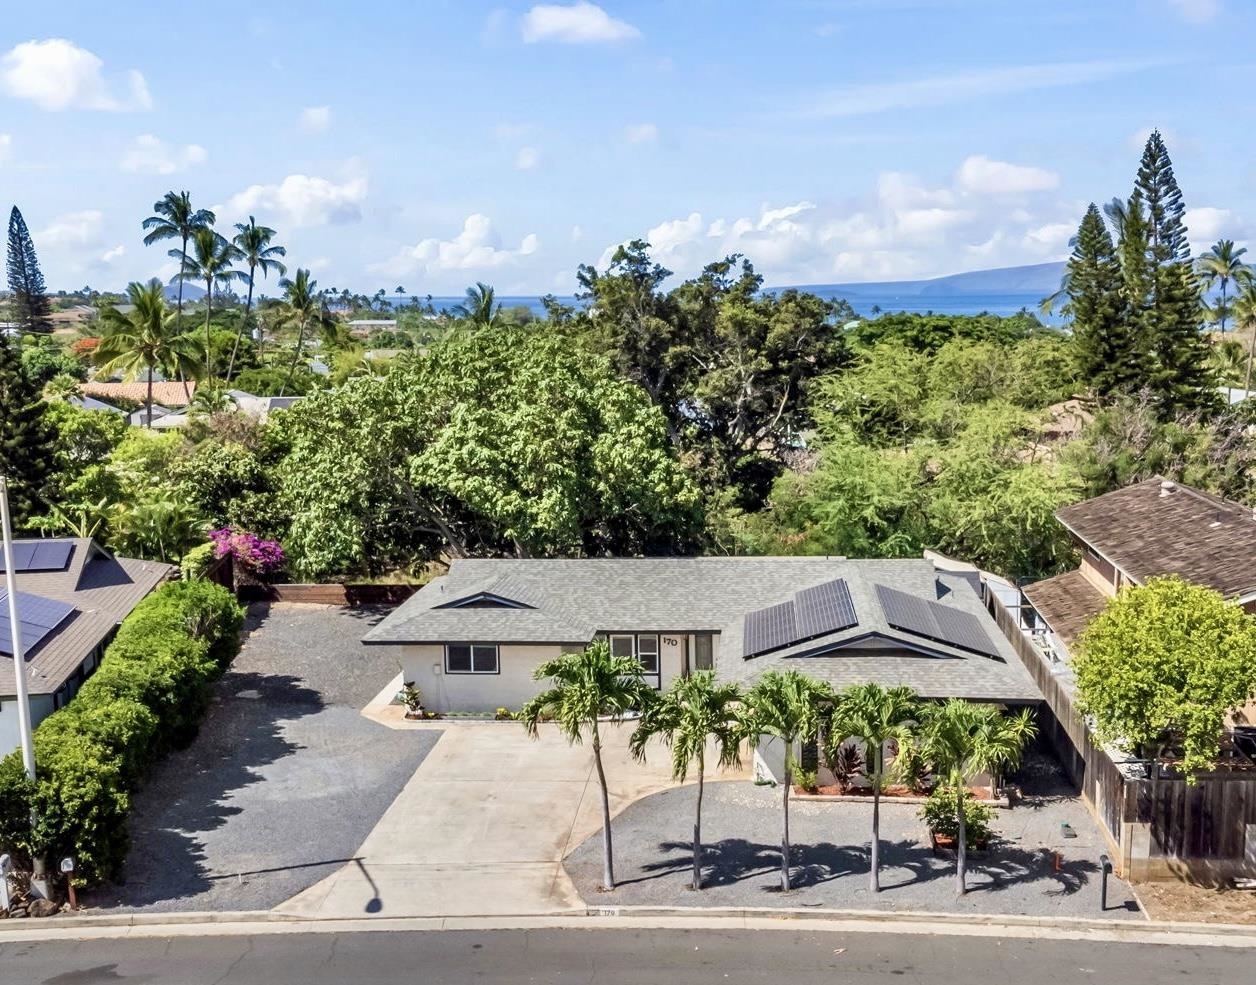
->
[6,207,54,334]
[1068,203,1139,399]
[0,333,54,528]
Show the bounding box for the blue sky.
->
[1,0,1252,295]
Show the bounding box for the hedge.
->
[0,579,243,883]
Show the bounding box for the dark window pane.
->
[610,635,634,659]
[637,635,659,673]
[447,645,472,672]
[472,645,499,673]
[694,634,713,671]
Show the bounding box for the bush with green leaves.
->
[0,580,243,882]
[919,785,994,848]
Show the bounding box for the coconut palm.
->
[831,683,919,893]
[629,672,744,890]
[276,269,327,397]
[451,281,501,327]
[227,217,287,381]
[141,191,215,328]
[519,641,655,891]
[1211,338,1247,392]
[171,227,243,378]
[1102,196,1129,239]
[916,700,1037,894]
[1234,281,1256,394]
[95,279,201,427]
[1196,239,1251,333]
[740,670,832,892]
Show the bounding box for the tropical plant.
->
[0,333,54,528]
[1195,239,1250,333]
[228,217,286,380]
[1232,281,1256,393]
[1211,339,1247,390]
[451,281,501,327]
[141,191,215,329]
[915,699,1036,894]
[171,227,243,377]
[95,280,201,427]
[740,670,832,891]
[109,492,205,563]
[831,683,919,892]
[518,641,655,890]
[919,785,993,849]
[628,671,744,890]
[276,269,325,396]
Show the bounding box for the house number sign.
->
[662,636,679,646]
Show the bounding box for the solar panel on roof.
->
[0,591,76,657]
[743,600,797,658]
[795,579,858,639]
[0,539,74,573]
[875,584,1000,658]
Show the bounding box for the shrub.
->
[0,580,244,883]
[180,541,216,581]
[919,784,994,848]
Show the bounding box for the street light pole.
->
[0,476,37,781]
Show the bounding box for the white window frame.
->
[609,633,661,685]
[445,643,500,675]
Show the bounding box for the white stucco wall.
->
[0,694,57,757]
[400,643,564,714]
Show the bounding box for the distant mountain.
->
[788,261,1067,299]
[162,282,206,303]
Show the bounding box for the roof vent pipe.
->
[1159,480,1176,497]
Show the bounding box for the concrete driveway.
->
[277,720,746,919]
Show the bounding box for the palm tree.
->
[451,281,501,327]
[277,269,326,396]
[916,700,1037,894]
[628,672,743,890]
[95,279,200,427]
[1211,338,1247,393]
[171,227,243,378]
[227,217,287,381]
[141,191,215,329]
[740,670,832,892]
[831,683,919,893]
[1234,281,1256,393]
[1102,196,1128,239]
[519,641,655,891]
[1196,239,1251,332]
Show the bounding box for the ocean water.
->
[423,290,1056,323]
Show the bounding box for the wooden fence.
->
[988,588,1256,883]
[236,582,420,606]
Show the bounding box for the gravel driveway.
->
[89,603,440,913]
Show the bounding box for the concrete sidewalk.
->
[276,722,746,919]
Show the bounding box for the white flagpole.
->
[0,476,37,781]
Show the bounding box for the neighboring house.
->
[348,319,397,338]
[68,395,125,415]
[0,538,173,754]
[1021,477,1256,666]
[226,389,304,422]
[129,404,174,428]
[81,380,195,409]
[364,557,1040,715]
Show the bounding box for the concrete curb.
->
[5,902,1256,944]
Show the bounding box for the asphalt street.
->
[3,928,1247,985]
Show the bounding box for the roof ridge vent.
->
[1159,479,1176,497]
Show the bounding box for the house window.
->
[609,634,660,680]
[445,643,499,674]
[693,633,714,671]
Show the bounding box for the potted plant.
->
[399,681,425,719]
[920,784,993,853]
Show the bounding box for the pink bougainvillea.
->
[208,527,286,575]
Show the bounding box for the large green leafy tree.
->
[1069,203,1140,401]
[1132,131,1215,415]
[275,326,702,579]
[1074,577,1256,775]
[740,670,831,892]
[629,671,744,890]
[228,217,286,381]
[519,641,655,891]
[95,280,202,428]
[0,333,54,528]
[831,683,918,893]
[6,207,53,334]
[916,700,1036,894]
[171,227,243,379]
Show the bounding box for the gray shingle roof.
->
[365,557,1040,702]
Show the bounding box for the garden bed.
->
[791,784,1009,807]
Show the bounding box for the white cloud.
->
[571,224,583,242]
[120,134,207,175]
[1168,0,1221,23]
[521,2,641,43]
[494,121,530,139]
[100,245,126,264]
[1185,206,1251,245]
[624,122,658,144]
[1023,222,1075,252]
[37,210,105,249]
[300,105,332,134]
[1,39,151,111]
[515,146,540,170]
[0,134,10,163]
[374,214,539,281]
[221,168,368,228]
[803,59,1157,118]
[955,155,1059,195]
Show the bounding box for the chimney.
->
[1159,480,1176,497]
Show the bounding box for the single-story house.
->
[226,389,304,422]
[0,538,173,754]
[1022,477,1256,665]
[68,395,125,415]
[81,379,196,409]
[364,557,1040,715]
